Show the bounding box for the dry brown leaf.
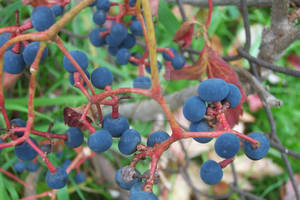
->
[280,173,300,200]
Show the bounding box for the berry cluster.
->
[0,0,271,199]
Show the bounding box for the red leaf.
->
[206,47,246,128]
[173,20,195,48]
[163,50,207,80]
[287,54,300,71]
[22,0,69,7]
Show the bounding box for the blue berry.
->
[130,182,144,194]
[115,166,141,190]
[102,113,129,137]
[89,0,98,7]
[10,118,26,137]
[189,119,213,143]
[183,96,206,122]
[63,50,88,73]
[198,78,229,102]
[51,4,64,17]
[93,9,106,25]
[118,129,141,155]
[26,161,39,172]
[147,131,170,147]
[244,132,269,160]
[130,191,158,200]
[69,69,90,86]
[116,48,131,65]
[224,83,242,108]
[46,167,69,189]
[105,34,122,47]
[31,6,56,32]
[61,159,72,170]
[133,76,152,89]
[89,28,107,47]
[0,33,12,49]
[23,41,48,66]
[110,23,128,45]
[74,173,86,184]
[129,0,137,7]
[121,34,136,49]
[41,144,51,154]
[91,67,113,89]
[171,54,185,70]
[14,137,38,161]
[65,127,84,148]
[200,160,223,185]
[130,20,143,36]
[214,133,240,158]
[3,51,26,74]
[87,130,112,153]
[145,61,162,74]
[108,46,119,56]
[96,0,110,12]
[13,161,26,172]
[162,47,177,61]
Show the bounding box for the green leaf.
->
[4,178,19,200]
[158,1,180,37]
[0,174,10,200]
[57,186,70,200]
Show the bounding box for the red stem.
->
[0,168,32,189]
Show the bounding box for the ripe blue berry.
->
[198,78,229,102]
[130,191,158,200]
[65,127,84,148]
[69,69,90,86]
[87,130,112,153]
[110,23,128,45]
[118,129,141,155]
[3,51,26,74]
[200,160,223,185]
[244,132,270,160]
[0,33,12,49]
[130,182,144,194]
[145,61,162,74]
[10,118,26,137]
[74,173,86,184]
[115,166,141,190]
[13,161,26,172]
[46,167,69,189]
[130,20,143,36]
[121,34,136,49]
[116,48,131,65]
[93,9,106,25]
[0,139,3,153]
[96,0,110,12]
[147,131,170,147]
[224,83,242,108]
[105,34,122,47]
[102,113,129,137]
[61,159,72,170]
[63,50,88,73]
[26,161,39,172]
[171,54,185,70]
[214,133,240,158]
[189,119,213,143]
[23,41,48,66]
[183,96,206,122]
[89,28,107,47]
[51,4,64,17]
[108,46,119,56]
[133,76,152,89]
[31,6,56,32]
[91,67,113,89]
[129,0,137,7]
[14,137,38,161]
[162,47,176,61]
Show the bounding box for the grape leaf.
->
[206,47,246,129]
